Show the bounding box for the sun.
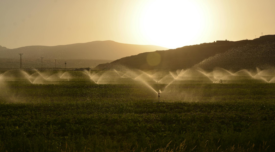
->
[139,0,205,48]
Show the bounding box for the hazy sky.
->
[1,0,275,49]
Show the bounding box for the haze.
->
[1,0,275,49]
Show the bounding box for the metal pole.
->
[19,54,23,69]
[41,57,43,69]
[65,62,67,69]
[55,59,56,69]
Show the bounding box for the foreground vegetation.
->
[0,80,275,151]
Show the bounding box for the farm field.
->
[0,69,275,151]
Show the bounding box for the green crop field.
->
[0,69,275,152]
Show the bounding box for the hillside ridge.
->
[96,35,275,70]
[0,41,166,60]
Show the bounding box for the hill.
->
[0,41,166,69]
[96,35,275,71]
[0,41,166,60]
[196,37,275,70]
[0,46,8,51]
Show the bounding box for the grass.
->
[0,71,275,151]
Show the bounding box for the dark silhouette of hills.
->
[196,41,275,70]
[0,41,166,60]
[0,46,7,51]
[96,35,275,71]
[0,41,166,69]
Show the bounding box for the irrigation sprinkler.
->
[158,90,161,102]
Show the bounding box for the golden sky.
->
[1,0,275,49]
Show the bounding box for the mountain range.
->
[0,41,166,68]
[96,35,275,71]
[2,35,275,70]
[0,41,166,60]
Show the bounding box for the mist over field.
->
[1,65,275,103]
[0,58,110,69]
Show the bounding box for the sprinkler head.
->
[157,90,161,102]
[158,90,161,97]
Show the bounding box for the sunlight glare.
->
[140,0,205,48]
